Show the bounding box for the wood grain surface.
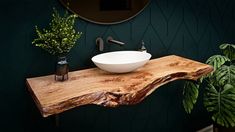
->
[26,55,213,117]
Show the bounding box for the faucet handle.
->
[96,37,104,51]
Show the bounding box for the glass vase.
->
[55,56,69,81]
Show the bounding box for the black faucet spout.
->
[107,36,125,46]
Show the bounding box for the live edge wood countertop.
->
[26,55,213,117]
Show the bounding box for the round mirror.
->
[59,0,150,25]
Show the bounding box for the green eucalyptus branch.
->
[32,8,82,56]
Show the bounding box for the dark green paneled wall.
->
[1,0,235,131]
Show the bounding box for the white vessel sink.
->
[91,51,152,73]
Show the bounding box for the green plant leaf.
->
[219,43,235,61]
[32,8,82,55]
[214,65,235,86]
[183,81,199,114]
[204,84,235,127]
[206,55,230,74]
[182,43,235,128]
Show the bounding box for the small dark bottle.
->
[55,56,69,81]
[139,40,147,52]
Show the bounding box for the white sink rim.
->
[91,51,152,73]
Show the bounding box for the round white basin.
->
[91,51,152,73]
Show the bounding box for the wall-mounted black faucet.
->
[96,36,125,51]
[106,36,125,46]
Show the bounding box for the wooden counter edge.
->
[37,65,213,117]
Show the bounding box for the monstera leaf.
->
[183,81,199,114]
[214,65,235,86]
[206,55,230,73]
[219,44,235,61]
[183,43,235,128]
[204,84,235,127]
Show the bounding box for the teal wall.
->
[1,0,235,131]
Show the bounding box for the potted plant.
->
[32,8,82,81]
[183,43,235,131]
